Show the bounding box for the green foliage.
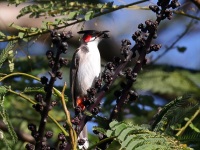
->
[151,94,200,148]
[7,0,27,6]
[0,0,199,149]
[0,86,18,149]
[135,66,200,96]
[0,31,6,39]
[3,1,116,42]
[96,120,191,150]
[0,41,17,72]
[16,1,116,19]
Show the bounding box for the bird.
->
[70,30,109,149]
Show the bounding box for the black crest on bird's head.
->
[77,30,109,38]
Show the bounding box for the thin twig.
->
[0,121,35,144]
[60,82,77,150]
[87,136,116,150]
[7,88,68,136]
[0,0,148,42]
[176,108,200,136]
[151,19,194,63]
[0,72,40,82]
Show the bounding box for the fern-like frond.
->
[151,94,200,146]
[0,86,18,149]
[151,94,195,131]
[23,86,45,94]
[16,1,116,19]
[92,120,191,150]
[135,69,200,96]
[0,41,17,70]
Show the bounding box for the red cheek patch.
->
[83,35,92,42]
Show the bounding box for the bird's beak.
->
[97,31,110,39]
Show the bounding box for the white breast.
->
[76,42,101,95]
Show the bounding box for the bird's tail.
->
[78,125,89,149]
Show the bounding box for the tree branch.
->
[0,121,35,144]
[0,0,148,42]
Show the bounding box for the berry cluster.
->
[149,0,180,20]
[120,39,132,60]
[26,30,73,150]
[57,133,67,149]
[46,31,72,79]
[108,0,181,127]
[72,0,181,149]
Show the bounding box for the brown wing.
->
[70,49,80,108]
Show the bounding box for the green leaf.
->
[23,87,45,93]
[0,41,17,69]
[184,117,200,133]
[0,31,5,38]
[121,134,136,148]
[135,68,200,96]
[85,11,94,21]
[106,120,191,150]
[9,23,27,31]
[18,32,25,39]
[8,62,14,72]
[113,122,127,136]
[106,130,113,137]
[93,126,106,135]
[97,3,103,8]
[109,120,119,128]
[68,11,77,20]
[0,86,7,96]
[118,127,133,141]
[177,46,187,53]
[0,86,17,148]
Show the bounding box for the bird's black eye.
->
[83,34,92,42]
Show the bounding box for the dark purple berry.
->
[128,90,138,101]
[149,5,160,13]
[25,143,34,150]
[33,103,44,112]
[138,23,144,29]
[28,123,36,131]
[51,100,58,107]
[59,58,68,66]
[121,39,131,46]
[56,71,62,79]
[41,76,48,85]
[114,90,122,98]
[106,62,115,71]
[87,88,96,96]
[113,57,121,65]
[58,133,66,141]
[46,50,54,59]
[48,60,55,68]
[71,117,80,125]
[92,107,100,115]
[32,131,39,139]
[95,79,102,88]
[45,131,53,139]
[59,142,67,150]
[35,93,43,102]
[52,36,61,45]
[60,42,68,53]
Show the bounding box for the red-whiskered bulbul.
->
[70,30,109,149]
